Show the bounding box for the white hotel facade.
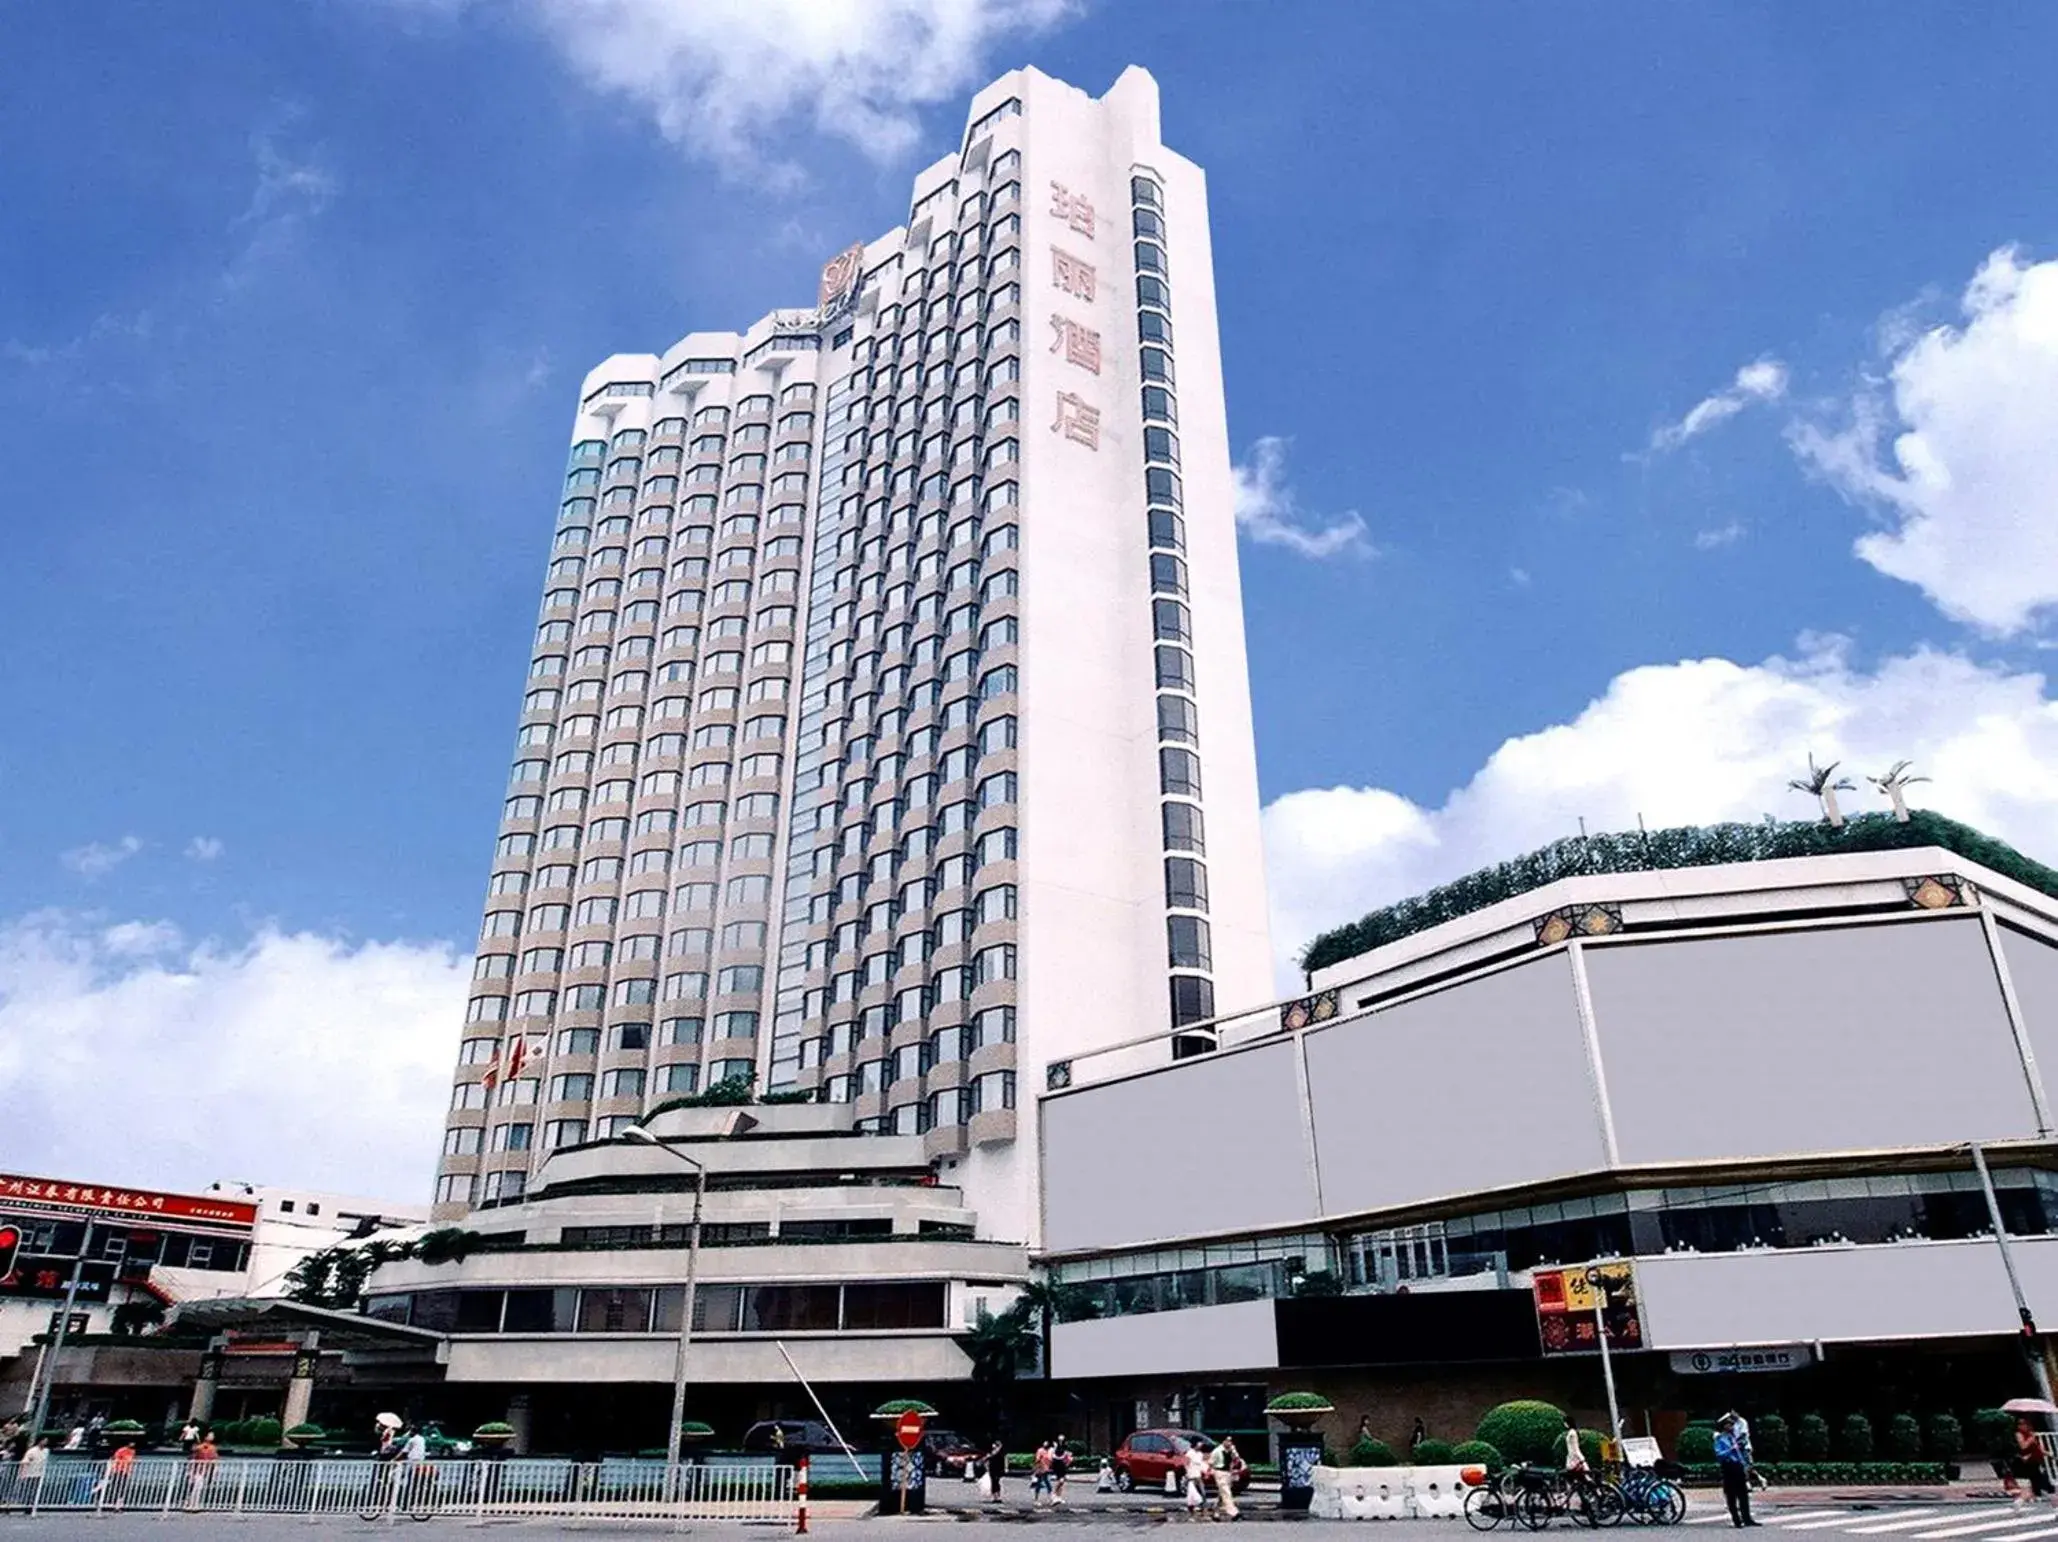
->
[434,66,1272,1248]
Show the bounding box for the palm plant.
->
[1789,754,1856,828]
[1868,760,1930,823]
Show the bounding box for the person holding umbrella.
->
[2004,1400,2058,1509]
[374,1413,404,1459]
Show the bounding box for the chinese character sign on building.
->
[1533,1263,1642,1356]
[0,1172,258,1229]
[1049,182,1096,239]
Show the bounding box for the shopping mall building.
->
[1035,830,2058,1455]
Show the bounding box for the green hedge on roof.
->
[1298,809,2058,977]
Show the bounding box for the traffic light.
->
[0,1223,20,1281]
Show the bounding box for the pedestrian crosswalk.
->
[1691,1505,2058,1542]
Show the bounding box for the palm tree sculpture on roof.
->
[1867,760,1930,823]
[1790,754,1857,828]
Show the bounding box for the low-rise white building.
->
[363,1101,1029,1451]
[1033,817,2058,1456]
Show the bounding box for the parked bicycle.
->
[1463,1463,1630,1530]
[1616,1463,1687,1526]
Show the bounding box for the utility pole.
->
[27,1220,94,1437]
[1970,1142,2057,1404]
[1584,1264,1624,1444]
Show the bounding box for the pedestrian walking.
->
[1212,1437,1243,1521]
[1183,1440,1211,1517]
[100,1440,137,1512]
[1412,1418,1428,1454]
[178,1419,199,1454]
[1030,1440,1054,1507]
[184,1431,218,1510]
[984,1436,1006,1502]
[15,1438,49,1513]
[1052,1436,1073,1506]
[1097,1456,1117,1493]
[1562,1417,1589,1476]
[63,1423,85,1451]
[2014,1418,2056,1508]
[1714,1417,1756,1528]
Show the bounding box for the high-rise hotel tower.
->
[436,67,1270,1244]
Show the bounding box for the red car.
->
[1112,1429,1250,1494]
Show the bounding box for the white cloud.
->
[1648,357,1789,452]
[224,121,337,288]
[0,914,468,1200]
[185,836,225,862]
[1262,638,2058,987]
[2,310,154,371]
[61,836,144,879]
[492,0,1075,184]
[1694,520,1746,550]
[1231,437,1376,560]
[1791,246,2058,637]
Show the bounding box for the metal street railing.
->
[1,1455,797,1524]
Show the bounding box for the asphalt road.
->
[1,1495,2051,1539]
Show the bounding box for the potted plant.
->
[1267,1394,1335,1512]
[872,1398,939,1420]
[679,1420,716,1442]
[1266,1391,1337,1432]
[282,1423,326,1451]
[472,1421,516,1452]
[873,1399,938,1515]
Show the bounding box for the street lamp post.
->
[620,1111,755,1473]
[620,1128,707,1472]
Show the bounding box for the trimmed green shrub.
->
[1675,1426,1715,1464]
[473,1422,515,1437]
[1475,1402,1570,1467]
[1840,1412,1874,1461]
[213,1417,283,1448]
[1267,1391,1336,1412]
[1347,1438,1399,1467]
[1451,1440,1503,1473]
[873,1399,938,1417]
[1680,1462,1945,1487]
[1413,1438,1457,1465]
[1924,1413,1963,1460]
[1972,1408,2015,1462]
[1299,810,2058,975]
[1754,1414,1789,1462]
[286,1423,325,1439]
[103,1420,146,1435]
[1885,1414,1922,1460]
[1794,1413,1830,1460]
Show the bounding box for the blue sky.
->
[5,1,2058,1195]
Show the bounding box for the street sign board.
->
[1533,1262,1643,1355]
[896,1410,926,1451]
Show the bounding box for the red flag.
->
[506,1034,529,1084]
[481,1041,504,1097]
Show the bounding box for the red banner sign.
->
[0,1173,258,1229]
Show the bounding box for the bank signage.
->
[1670,1345,1814,1375]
